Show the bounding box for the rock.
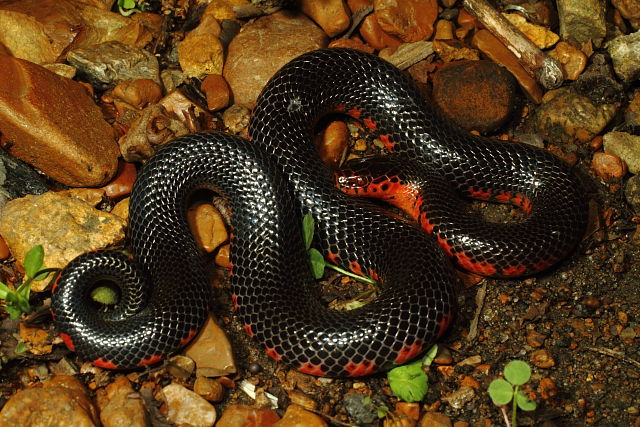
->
[374,0,438,42]
[96,376,148,427]
[299,0,351,37]
[167,355,196,379]
[432,60,518,133]
[216,405,281,427]
[112,79,162,110]
[111,197,129,221]
[287,390,318,410]
[420,411,452,427]
[201,74,231,111]
[359,13,402,50]
[0,191,126,291]
[530,349,555,368]
[526,329,547,347]
[215,244,231,268]
[503,13,559,49]
[612,0,640,30]
[118,103,189,162]
[102,161,137,199]
[0,375,100,426]
[0,151,48,208]
[0,235,9,260]
[274,404,327,427]
[187,203,228,253]
[539,377,558,400]
[442,386,475,409]
[548,41,587,80]
[0,0,151,64]
[193,377,225,402]
[0,55,119,187]
[626,90,640,129]
[603,132,640,174]
[432,39,479,62]
[223,11,327,106]
[434,19,455,40]
[556,0,606,45]
[184,315,237,377]
[624,175,640,215]
[328,37,375,53]
[205,0,251,20]
[342,393,377,425]
[379,40,434,70]
[160,383,217,427]
[573,53,625,105]
[396,402,420,420]
[178,6,224,78]
[222,104,251,134]
[471,29,542,103]
[606,30,640,83]
[67,41,161,89]
[317,120,349,169]
[524,87,617,144]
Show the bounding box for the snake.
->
[51,48,587,377]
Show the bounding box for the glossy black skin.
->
[52,49,587,376]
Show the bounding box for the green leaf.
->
[488,379,514,405]
[23,245,44,278]
[377,405,389,419]
[504,360,531,386]
[308,248,325,279]
[14,341,28,355]
[387,358,429,402]
[0,282,10,299]
[302,213,314,250]
[516,390,537,411]
[91,286,118,305]
[122,0,136,9]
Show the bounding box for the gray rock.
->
[67,41,161,89]
[625,174,640,214]
[607,30,640,83]
[556,0,606,45]
[603,131,640,174]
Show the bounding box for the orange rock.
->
[526,329,547,347]
[317,121,349,169]
[112,79,162,109]
[201,74,231,111]
[215,244,231,269]
[374,0,438,42]
[530,349,555,368]
[274,404,326,427]
[434,19,454,40]
[538,377,557,400]
[432,39,479,62]
[184,316,237,377]
[0,55,119,187]
[299,0,351,37]
[396,402,420,420]
[328,37,375,53]
[419,411,452,427]
[187,203,228,253]
[0,235,10,260]
[347,0,372,13]
[194,377,225,402]
[592,152,627,182]
[549,41,587,80]
[471,29,543,103]
[460,375,480,389]
[359,13,402,50]
[102,161,137,199]
[216,405,280,427]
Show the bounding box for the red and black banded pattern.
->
[52,49,586,376]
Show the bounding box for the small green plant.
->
[117,0,143,16]
[387,344,438,402]
[488,360,537,427]
[302,213,376,285]
[362,396,390,419]
[0,245,58,319]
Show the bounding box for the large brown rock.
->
[223,11,327,106]
[0,55,119,186]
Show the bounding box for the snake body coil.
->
[52,49,587,376]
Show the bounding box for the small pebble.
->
[592,152,628,182]
[530,349,555,368]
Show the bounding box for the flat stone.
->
[0,55,119,187]
[223,11,327,106]
[432,60,518,133]
[0,191,126,291]
[67,40,161,89]
[216,405,280,427]
[607,30,640,83]
[374,0,438,42]
[603,131,640,174]
[184,315,236,377]
[274,404,327,427]
[299,0,350,37]
[556,0,606,45]
[0,375,100,426]
[160,383,217,427]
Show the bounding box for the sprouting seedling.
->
[488,360,537,427]
[387,344,438,403]
[0,245,58,319]
[117,0,143,16]
[302,213,376,286]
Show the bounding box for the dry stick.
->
[462,0,564,90]
[587,347,640,369]
[466,281,488,343]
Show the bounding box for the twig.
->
[500,404,513,427]
[587,347,640,369]
[462,0,564,90]
[466,281,487,343]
